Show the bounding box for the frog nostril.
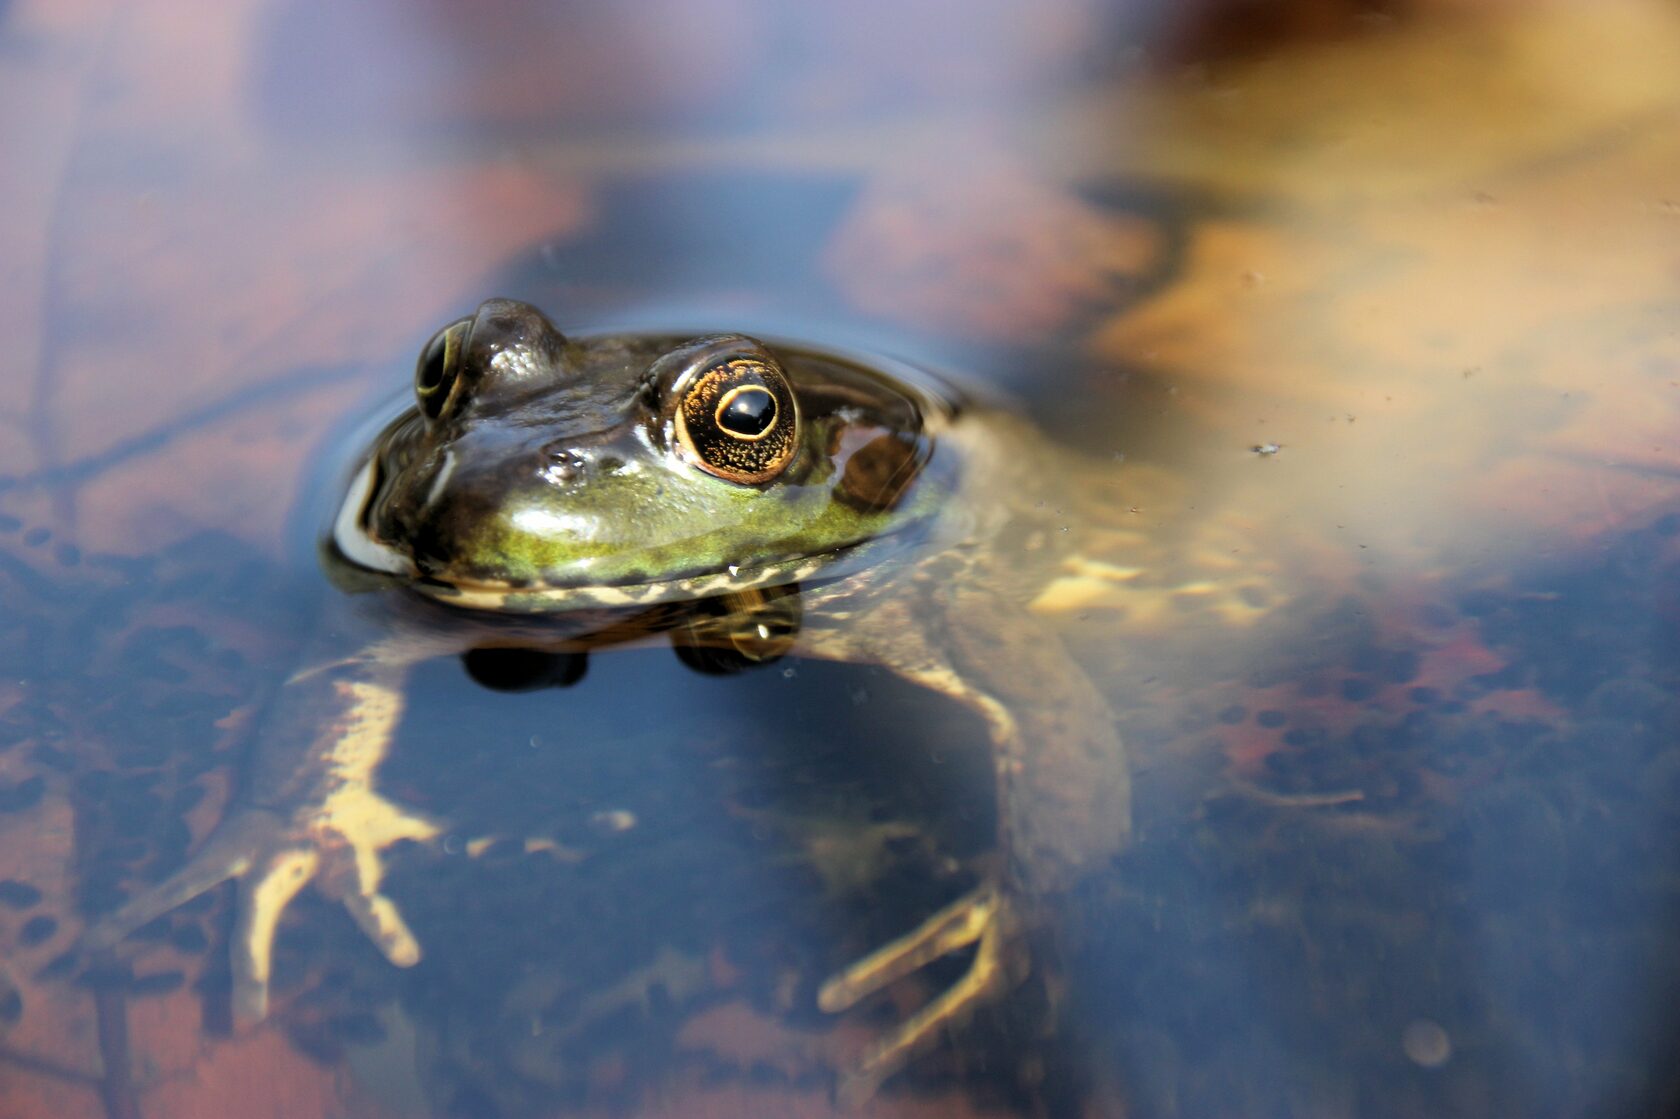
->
[541,447,587,485]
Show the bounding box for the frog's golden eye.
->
[415,318,470,420]
[673,357,799,484]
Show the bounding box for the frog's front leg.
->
[82,639,439,1023]
[813,587,1131,1102]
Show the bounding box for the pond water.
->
[3,2,1680,1117]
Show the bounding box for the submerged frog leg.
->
[83,649,440,1023]
[819,882,1019,1105]
[298,676,435,971]
[807,580,1130,1099]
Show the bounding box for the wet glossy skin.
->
[84,299,1142,1103]
[332,300,952,609]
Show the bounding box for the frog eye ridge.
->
[673,353,799,484]
[415,318,470,420]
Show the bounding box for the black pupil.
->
[417,333,449,393]
[718,387,776,437]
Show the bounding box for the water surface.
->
[3,1,1680,1116]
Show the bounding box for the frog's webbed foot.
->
[818,881,1025,1105]
[81,788,438,1024]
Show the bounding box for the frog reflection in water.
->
[84,299,1231,1100]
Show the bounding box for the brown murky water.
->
[4,1,1680,1116]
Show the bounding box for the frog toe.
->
[336,875,423,968]
[230,845,322,1023]
[311,783,437,968]
[82,807,288,953]
[818,882,1025,1104]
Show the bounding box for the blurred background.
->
[3,1,1680,1117]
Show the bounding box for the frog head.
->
[329,300,953,611]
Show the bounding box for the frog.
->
[80,298,1262,1102]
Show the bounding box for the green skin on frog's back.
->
[82,299,1134,1103]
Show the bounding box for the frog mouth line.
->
[331,457,913,614]
[409,550,843,613]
